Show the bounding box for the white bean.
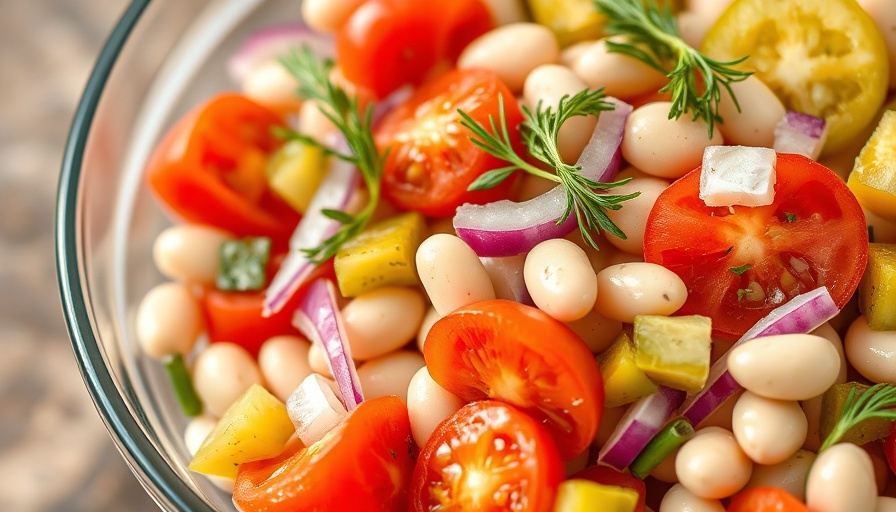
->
[878,497,896,512]
[564,229,618,274]
[564,308,622,354]
[812,322,849,384]
[297,100,338,146]
[416,306,441,353]
[604,177,668,255]
[136,282,204,359]
[481,0,528,25]
[523,64,596,163]
[342,287,426,360]
[845,315,896,384]
[571,38,668,99]
[622,102,724,179]
[560,40,594,68]
[307,343,333,379]
[407,367,465,448]
[242,60,302,112]
[416,234,496,316]
[651,447,680,484]
[806,443,877,512]
[258,336,313,403]
[676,10,712,49]
[676,427,752,499]
[153,225,233,285]
[524,238,597,322]
[716,76,785,148]
[357,351,425,402]
[301,0,364,33]
[659,483,725,512]
[594,262,688,323]
[732,391,807,465]
[728,334,841,400]
[458,23,559,92]
[858,0,896,88]
[192,342,263,418]
[745,450,815,501]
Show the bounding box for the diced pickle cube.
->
[633,315,712,393]
[820,382,892,445]
[859,243,896,330]
[553,479,639,512]
[526,0,604,46]
[597,332,659,408]
[266,140,327,214]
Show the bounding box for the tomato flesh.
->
[644,153,868,339]
[410,400,564,512]
[423,300,603,459]
[727,487,808,511]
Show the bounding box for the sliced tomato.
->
[234,396,415,512]
[423,300,603,459]
[727,487,808,511]
[572,465,647,512]
[643,153,868,339]
[885,425,896,477]
[410,400,564,512]
[375,69,524,217]
[146,94,299,246]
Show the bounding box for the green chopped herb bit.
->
[784,212,798,223]
[629,418,694,479]
[164,353,202,417]
[217,237,272,291]
[736,288,753,301]
[729,263,752,275]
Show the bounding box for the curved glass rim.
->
[55,1,215,510]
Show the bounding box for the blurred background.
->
[0,1,158,510]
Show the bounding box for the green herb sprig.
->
[820,383,896,453]
[593,0,752,137]
[459,89,640,250]
[278,47,385,263]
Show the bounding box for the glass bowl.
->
[56,1,304,509]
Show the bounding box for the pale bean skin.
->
[594,262,688,323]
[416,306,441,353]
[676,10,712,49]
[675,427,752,499]
[716,76,786,148]
[481,0,528,25]
[806,443,877,512]
[297,100,338,146]
[258,336,313,403]
[858,0,896,88]
[192,342,263,418]
[800,323,849,450]
[564,308,622,354]
[728,334,841,401]
[571,38,668,99]
[524,238,597,322]
[659,483,725,512]
[651,447,680,484]
[407,367,465,448]
[515,173,558,202]
[745,450,815,501]
[879,497,896,512]
[523,64,596,164]
[622,102,724,179]
[560,41,593,68]
[153,225,233,285]
[356,351,425,403]
[564,229,617,274]
[845,315,896,384]
[732,391,808,465]
[341,287,426,360]
[184,415,235,492]
[136,282,204,359]
[307,343,333,379]
[416,234,496,316]
[301,0,364,32]
[457,23,559,92]
[242,60,303,112]
[604,177,668,255]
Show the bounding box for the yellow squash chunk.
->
[527,0,604,46]
[634,315,712,393]
[598,332,659,408]
[858,243,896,330]
[848,111,896,221]
[189,384,295,479]
[553,479,639,512]
[334,212,426,297]
[266,140,327,214]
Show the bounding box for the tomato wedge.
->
[643,153,868,340]
[727,487,808,512]
[233,396,415,512]
[410,400,564,512]
[375,68,524,217]
[572,465,647,512]
[423,300,603,459]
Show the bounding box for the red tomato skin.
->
[234,396,415,512]
[146,94,299,247]
[885,425,896,477]
[573,465,647,512]
[643,153,868,339]
[376,69,524,217]
[727,487,808,512]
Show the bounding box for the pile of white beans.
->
[135,0,896,508]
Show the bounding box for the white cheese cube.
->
[699,146,777,207]
[286,373,348,446]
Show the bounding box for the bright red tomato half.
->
[573,465,647,512]
[234,396,415,512]
[376,68,524,217]
[424,300,603,459]
[410,400,564,512]
[643,153,868,339]
[727,487,808,512]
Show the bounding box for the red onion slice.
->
[773,111,828,160]
[679,286,839,426]
[227,23,333,85]
[598,387,687,470]
[292,279,364,411]
[453,98,632,257]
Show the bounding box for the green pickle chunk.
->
[859,243,896,330]
[633,314,712,393]
[820,382,893,445]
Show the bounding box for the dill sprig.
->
[459,89,640,250]
[593,0,752,137]
[819,383,896,453]
[278,47,385,263]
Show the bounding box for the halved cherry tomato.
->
[643,153,868,339]
[727,487,808,511]
[234,396,415,512]
[573,465,647,512]
[146,94,299,247]
[336,0,493,98]
[885,424,896,477]
[410,400,564,512]
[423,300,604,459]
[375,69,524,217]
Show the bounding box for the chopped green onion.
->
[217,237,272,291]
[163,353,202,417]
[629,418,695,479]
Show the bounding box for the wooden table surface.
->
[0,1,161,510]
